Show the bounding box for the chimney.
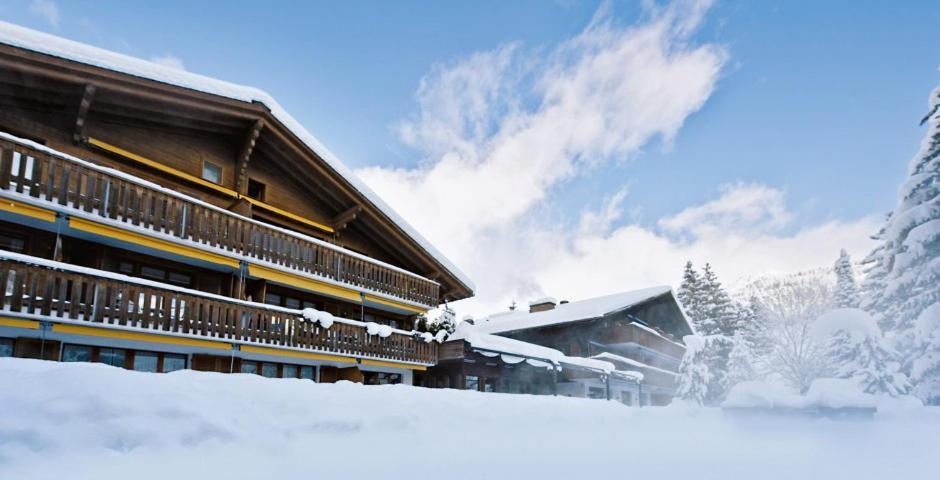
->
[529,297,558,313]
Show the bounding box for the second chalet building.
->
[0,22,473,384]
[423,287,693,405]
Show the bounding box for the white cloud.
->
[29,0,59,28]
[149,54,185,71]
[356,1,876,316]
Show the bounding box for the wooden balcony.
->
[0,135,439,308]
[0,252,437,366]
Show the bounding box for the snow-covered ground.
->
[0,359,937,479]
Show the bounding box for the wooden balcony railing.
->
[0,135,439,307]
[0,252,437,365]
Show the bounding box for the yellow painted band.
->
[69,217,240,269]
[364,294,428,315]
[244,197,333,233]
[241,344,356,364]
[0,317,41,329]
[88,138,239,198]
[0,198,57,223]
[248,264,362,302]
[52,323,230,350]
[360,358,427,371]
[88,138,334,234]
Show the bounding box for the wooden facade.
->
[0,28,473,380]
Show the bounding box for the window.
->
[98,348,126,368]
[141,265,166,281]
[284,297,301,309]
[621,391,633,406]
[363,372,402,385]
[247,178,266,201]
[264,293,282,307]
[133,352,159,372]
[167,271,192,286]
[62,344,92,363]
[282,364,298,379]
[588,387,606,399]
[0,338,13,357]
[240,362,258,375]
[202,161,222,184]
[0,233,26,253]
[465,375,480,391]
[300,366,315,380]
[163,354,186,373]
[261,363,278,378]
[484,378,496,393]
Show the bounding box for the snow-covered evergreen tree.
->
[862,86,940,401]
[699,263,740,336]
[725,334,758,388]
[833,249,860,309]
[676,335,711,405]
[677,261,705,331]
[818,309,910,396]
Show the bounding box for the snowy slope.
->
[0,21,474,293]
[1,359,937,480]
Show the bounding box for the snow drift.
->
[0,359,938,479]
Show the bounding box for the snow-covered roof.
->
[449,323,617,374]
[589,352,678,377]
[0,21,474,294]
[475,286,689,335]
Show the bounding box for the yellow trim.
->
[88,137,334,234]
[360,358,427,371]
[241,345,356,364]
[52,323,230,350]
[244,197,334,233]
[88,137,239,198]
[364,294,428,315]
[0,317,40,330]
[69,217,240,269]
[248,263,362,302]
[0,198,56,223]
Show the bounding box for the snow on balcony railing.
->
[0,132,439,307]
[0,249,437,365]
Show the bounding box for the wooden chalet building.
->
[0,22,474,384]
[425,287,693,405]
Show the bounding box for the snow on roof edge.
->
[0,21,475,294]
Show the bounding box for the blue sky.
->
[3,1,939,313]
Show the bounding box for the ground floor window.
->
[484,378,496,392]
[163,354,186,373]
[62,344,93,363]
[133,351,159,372]
[98,348,126,368]
[465,375,480,391]
[0,338,13,357]
[240,362,258,374]
[588,387,606,399]
[300,366,315,380]
[261,363,278,378]
[363,371,402,385]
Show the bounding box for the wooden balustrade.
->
[0,256,437,365]
[0,138,439,307]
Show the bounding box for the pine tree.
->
[677,261,705,331]
[833,249,860,308]
[700,263,739,336]
[676,335,711,405]
[827,324,909,397]
[725,334,757,389]
[862,86,940,400]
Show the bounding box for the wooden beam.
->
[72,84,95,143]
[235,119,264,194]
[332,205,362,231]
